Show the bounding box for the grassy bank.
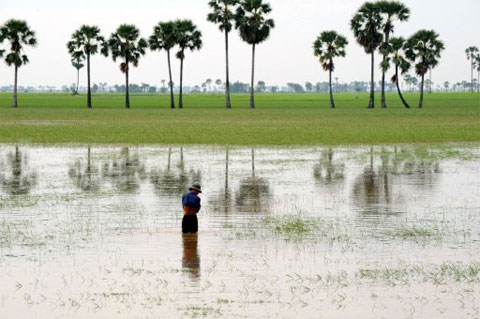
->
[0,92,478,145]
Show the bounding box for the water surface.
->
[0,145,479,318]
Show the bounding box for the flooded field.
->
[0,144,479,318]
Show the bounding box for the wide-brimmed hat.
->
[189,184,202,193]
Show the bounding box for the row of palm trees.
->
[65,0,273,110]
[0,0,274,109]
[314,1,445,109]
[0,1,463,110]
[465,46,480,93]
[66,22,201,110]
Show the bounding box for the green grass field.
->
[0,92,478,145]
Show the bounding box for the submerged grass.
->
[0,92,479,145]
[358,262,480,286]
[385,225,437,241]
[265,215,312,237]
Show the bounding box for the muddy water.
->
[0,145,479,318]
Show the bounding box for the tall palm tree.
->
[382,37,411,108]
[235,0,275,109]
[149,21,179,109]
[376,1,410,108]
[475,55,480,93]
[103,24,147,109]
[0,19,37,108]
[351,2,383,109]
[70,50,84,95]
[207,0,239,109]
[313,31,348,109]
[175,20,202,109]
[405,30,444,108]
[67,25,105,108]
[465,46,479,93]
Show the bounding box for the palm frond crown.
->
[207,0,240,33]
[350,2,383,54]
[105,24,148,73]
[405,29,445,76]
[313,31,348,71]
[235,0,275,45]
[0,19,37,67]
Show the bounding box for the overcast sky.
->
[1,0,479,88]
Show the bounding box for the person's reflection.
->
[182,233,200,281]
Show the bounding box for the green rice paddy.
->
[0,92,478,145]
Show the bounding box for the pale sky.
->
[1,0,479,88]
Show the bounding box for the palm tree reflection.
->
[68,147,102,192]
[352,147,441,214]
[235,149,271,214]
[211,148,233,214]
[150,148,202,196]
[102,147,146,193]
[313,148,345,185]
[0,146,37,195]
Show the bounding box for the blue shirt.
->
[182,192,201,211]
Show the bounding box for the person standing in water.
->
[182,184,202,233]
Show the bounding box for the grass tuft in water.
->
[386,225,436,240]
[265,215,312,237]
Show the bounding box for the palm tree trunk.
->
[167,50,175,109]
[76,68,80,95]
[12,65,18,108]
[329,63,335,109]
[477,70,479,93]
[381,69,387,108]
[125,61,130,109]
[368,52,375,109]
[395,65,410,109]
[225,29,232,109]
[87,52,92,108]
[179,52,184,109]
[471,61,475,93]
[250,43,256,109]
[419,73,425,108]
[381,32,391,109]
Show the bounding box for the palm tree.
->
[465,47,479,93]
[175,20,202,109]
[206,78,213,92]
[405,30,444,108]
[207,0,239,109]
[70,51,84,95]
[235,0,275,109]
[475,55,480,93]
[215,79,222,91]
[382,37,411,108]
[67,25,105,108]
[351,2,383,108]
[149,21,179,109]
[103,24,147,109]
[313,31,348,109]
[376,1,410,108]
[0,19,37,108]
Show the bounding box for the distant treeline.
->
[1,79,475,94]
